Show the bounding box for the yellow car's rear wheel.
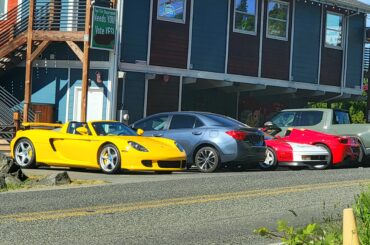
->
[98,144,121,174]
[14,138,36,168]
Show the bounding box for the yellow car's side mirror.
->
[76,127,88,135]
[136,128,144,136]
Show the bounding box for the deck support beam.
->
[23,0,35,122]
[81,0,92,122]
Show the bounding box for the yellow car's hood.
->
[107,136,180,152]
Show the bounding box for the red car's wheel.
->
[313,144,332,170]
[259,147,278,171]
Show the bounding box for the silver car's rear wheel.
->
[99,144,121,174]
[195,146,220,173]
[14,138,36,168]
[259,147,278,171]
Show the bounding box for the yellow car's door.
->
[52,133,99,167]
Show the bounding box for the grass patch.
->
[0,175,107,192]
[256,185,370,244]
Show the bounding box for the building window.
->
[0,0,7,20]
[234,0,257,34]
[157,0,186,23]
[266,0,289,40]
[325,12,343,49]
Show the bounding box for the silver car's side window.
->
[136,116,169,131]
[169,115,197,129]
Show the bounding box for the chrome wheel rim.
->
[15,141,33,167]
[196,149,216,171]
[99,147,119,172]
[263,149,275,166]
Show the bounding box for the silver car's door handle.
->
[192,131,202,135]
[153,133,163,137]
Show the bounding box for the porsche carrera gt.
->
[10,121,187,174]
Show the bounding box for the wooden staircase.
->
[0,139,10,156]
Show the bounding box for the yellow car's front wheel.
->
[98,144,121,174]
[14,138,36,168]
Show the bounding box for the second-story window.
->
[0,0,7,20]
[267,0,289,41]
[325,12,343,49]
[157,0,186,24]
[234,0,257,34]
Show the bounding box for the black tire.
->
[98,144,121,174]
[13,138,37,168]
[259,147,278,171]
[194,146,220,173]
[312,144,332,170]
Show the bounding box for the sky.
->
[360,0,370,26]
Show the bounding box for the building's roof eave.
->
[313,0,370,13]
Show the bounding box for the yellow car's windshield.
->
[92,122,137,136]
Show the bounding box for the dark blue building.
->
[119,0,369,126]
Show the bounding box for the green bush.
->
[255,220,341,245]
[354,187,370,245]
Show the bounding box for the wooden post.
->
[13,112,20,131]
[343,208,360,245]
[80,0,92,122]
[23,0,35,122]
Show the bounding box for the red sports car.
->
[261,127,360,170]
[260,133,330,170]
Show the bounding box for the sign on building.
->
[91,6,117,51]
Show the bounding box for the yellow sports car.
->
[10,121,187,174]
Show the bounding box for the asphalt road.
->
[1,167,370,245]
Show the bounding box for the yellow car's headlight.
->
[128,141,149,152]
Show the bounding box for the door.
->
[52,122,97,166]
[163,115,204,156]
[73,87,104,121]
[134,114,170,137]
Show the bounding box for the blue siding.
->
[123,72,145,123]
[346,15,365,88]
[121,0,150,62]
[68,69,109,121]
[292,2,321,84]
[31,68,69,122]
[190,0,228,73]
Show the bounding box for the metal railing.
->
[0,86,35,124]
[0,1,30,46]
[33,0,87,31]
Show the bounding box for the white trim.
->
[143,78,148,117]
[119,62,364,96]
[324,11,344,50]
[318,4,324,85]
[186,0,194,69]
[156,0,187,24]
[258,0,265,77]
[147,0,154,64]
[0,0,8,20]
[361,14,366,91]
[111,0,124,120]
[178,76,183,111]
[23,60,112,69]
[232,0,258,36]
[65,68,71,122]
[343,15,349,88]
[289,0,295,81]
[266,0,290,41]
[225,0,231,74]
